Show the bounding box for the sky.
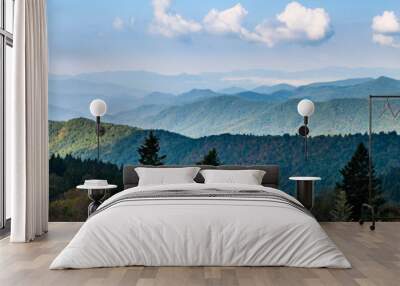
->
[47,0,400,76]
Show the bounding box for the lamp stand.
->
[304,116,308,161]
[96,116,100,162]
[95,116,106,162]
[298,116,310,161]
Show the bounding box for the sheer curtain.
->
[9,0,49,242]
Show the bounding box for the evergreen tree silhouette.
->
[137,131,166,166]
[336,143,384,220]
[196,148,221,166]
[330,189,353,221]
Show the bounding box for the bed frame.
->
[123,165,280,190]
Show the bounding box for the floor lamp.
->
[89,99,107,161]
[297,99,315,161]
[87,99,108,207]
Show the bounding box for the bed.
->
[50,165,350,269]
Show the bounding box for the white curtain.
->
[9,0,49,242]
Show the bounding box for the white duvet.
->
[50,183,351,269]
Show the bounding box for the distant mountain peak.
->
[375,76,396,83]
[179,88,219,98]
[252,84,295,95]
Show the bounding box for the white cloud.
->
[277,2,331,41]
[254,2,332,46]
[203,4,248,34]
[372,11,400,48]
[372,11,400,34]
[113,17,125,31]
[373,33,392,46]
[150,0,202,37]
[149,1,331,46]
[202,1,331,47]
[202,3,263,43]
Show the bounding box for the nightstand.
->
[289,177,321,210]
[77,184,117,216]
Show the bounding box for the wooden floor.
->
[0,222,399,286]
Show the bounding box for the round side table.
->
[76,184,117,217]
[289,177,321,210]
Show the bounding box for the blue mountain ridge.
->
[49,76,400,137]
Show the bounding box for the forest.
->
[50,119,400,199]
[49,132,400,222]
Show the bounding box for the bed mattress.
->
[50,183,351,269]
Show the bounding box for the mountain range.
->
[49,73,400,137]
[49,118,400,201]
[53,67,400,93]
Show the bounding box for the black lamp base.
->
[298,125,309,137]
[298,116,310,161]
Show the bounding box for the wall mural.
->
[47,0,400,221]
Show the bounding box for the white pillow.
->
[135,167,201,186]
[200,169,266,185]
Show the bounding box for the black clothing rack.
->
[360,95,400,230]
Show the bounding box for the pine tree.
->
[196,148,221,166]
[330,189,353,221]
[336,143,384,220]
[137,131,166,166]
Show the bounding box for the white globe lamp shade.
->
[297,99,315,117]
[90,99,107,117]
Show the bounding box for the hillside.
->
[49,118,400,201]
